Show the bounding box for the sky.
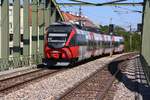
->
[56,0,143,31]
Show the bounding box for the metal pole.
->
[23,0,30,56]
[32,0,38,54]
[39,0,45,54]
[79,5,82,26]
[13,0,21,57]
[1,0,9,58]
[32,0,38,64]
[129,25,132,51]
[109,23,113,57]
[51,7,56,23]
[130,34,132,51]
[110,32,113,57]
[45,0,51,27]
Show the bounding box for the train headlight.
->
[52,53,59,59]
[62,53,66,59]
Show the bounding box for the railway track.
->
[0,53,136,98]
[0,67,63,92]
[59,54,131,100]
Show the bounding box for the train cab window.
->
[47,25,72,48]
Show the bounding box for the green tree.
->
[99,25,109,33]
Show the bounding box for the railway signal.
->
[137,23,142,32]
[109,24,114,33]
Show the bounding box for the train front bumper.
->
[42,58,70,66]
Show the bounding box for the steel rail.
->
[0,68,63,92]
[59,66,107,100]
[0,68,42,82]
[59,53,134,100]
[96,68,120,100]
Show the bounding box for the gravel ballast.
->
[0,53,129,100]
[113,55,149,100]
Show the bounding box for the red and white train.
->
[43,22,124,66]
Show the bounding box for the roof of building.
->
[61,11,97,28]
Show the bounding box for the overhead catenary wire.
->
[57,0,142,31]
[114,6,143,13]
[69,0,128,5]
[108,5,140,31]
[57,0,143,6]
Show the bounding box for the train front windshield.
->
[47,25,72,48]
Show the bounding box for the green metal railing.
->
[140,55,150,85]
[0,54,44,71]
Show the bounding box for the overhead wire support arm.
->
[58,0,128,6]
[69,0,96,6]
[69,0,128,4]
[95,0,128,6]
[57,2,143,6]
[63,0,129,6]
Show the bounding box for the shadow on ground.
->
[108,59,150,100]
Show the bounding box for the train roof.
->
[49,22,73,26]
[48,22,124,38]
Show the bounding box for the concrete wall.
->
[0,6,1,58]
[142,0,150,66]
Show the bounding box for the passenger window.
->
[76,34,87,46]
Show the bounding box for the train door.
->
[99,34,103,55]
[77,30,87,61]
[108,35,112,53]
[104,35,109,54]
[94,34,100,56]
[84,32,90,59]
[112,36,115,53]
[89,32,95,56]
[81,31,88,60]
[86,32,93,58]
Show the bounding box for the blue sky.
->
[56,0,143,31]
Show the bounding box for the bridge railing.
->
[0,54,44,71]
[140,55,150,85]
